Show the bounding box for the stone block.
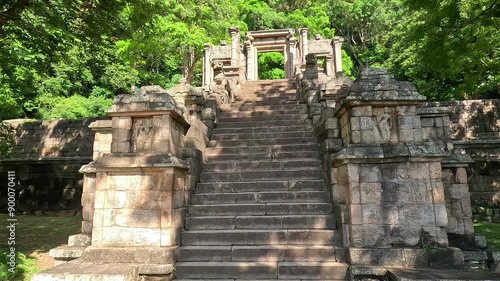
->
[429,247,464,266]
[351,106,372,117]
[347,164,360,183]
[382,182,413,204]
[389,226,420,246]
[349,225,363,247]
[330,168,338,184]
[361,130,374,143]
[455,167,468,184]
[413,128,423,141]
[351,131,361,143]
[429,163,442,179]
[83,246,176,264]
[464,217,474,234]
[398,205,435,225]
[404,249,428,267]
[350,204,363,225]
[362,205,382,224]
[398,116,414,129]
[408,163,429,179]
[399,129,413,142]
[278,262,348,280]
[348,248,405,266]
[350,117,361,131]
[431,182,446,204]
[447,216,458,233]
[413,182,433,204]
[434,204,449,227]
[362,225,389,247]
[360,165,381,183]
[360,183,382,204]
[68,234,91,247]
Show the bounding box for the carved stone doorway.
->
[244,29,296,81]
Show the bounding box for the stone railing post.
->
[81,86,191,276]
[331,69,459,274]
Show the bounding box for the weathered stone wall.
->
[0,118,105,214]
[423,100,500,222]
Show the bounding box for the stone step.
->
[213,125,312,135]
[208,138,316,148]
[185,215,335,230]
[233,96,297,102]
[31,261,139,281]
[218,114,307,123]
[220,104,307,112]
[228,100,300,106]
[202,159,320,171]
[174,262,277,279]
[220,110,306,118]
[178,245,342,262]
[211,131,314,141]
[188,203,332,216]
[206,144,318,156]
[191,191,328,204]
[196,179,325,193]
[181,229,340,246]
[174,261,348,279]
[199,169,323,182]
[278,262,349,280]
[216,119,311,129]
[206,151,319,162]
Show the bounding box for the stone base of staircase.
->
[31,260,141,281]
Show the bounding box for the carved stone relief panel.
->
[131,118,159,153]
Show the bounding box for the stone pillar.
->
[80,120,112,235]
[325,55,333,76]
[331,69,455,270]
[83,86,191,275]
[245,35,255,81]
[229,27,240,66]
[299,28,308,63]
[333,37,343,75]
[203,43,211,87]
[287,37,296,79]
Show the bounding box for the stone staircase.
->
[175,79,348,280]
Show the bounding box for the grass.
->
[0,214,81,281]
[474,221,500,249]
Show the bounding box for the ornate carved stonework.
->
[373,113,392,142]
[131,118,156,152]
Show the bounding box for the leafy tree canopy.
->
[0,0,498,120]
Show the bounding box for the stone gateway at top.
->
[202,27,343,86]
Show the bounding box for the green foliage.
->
[387,0,500,100]
[1,0,497,119]
[475,222,500,249]
[35,93,113,120]
[258,52,285,79]
[0,122,14,157]
[341,50,355,78]
[0,252,37,281]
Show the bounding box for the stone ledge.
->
[82,246,177,264]
[31,260,140,281]
[94,154,190,170]
[49,246,86,259]
[387,267,500,281]
[331,143,447,166]
[0,157,91,164]
[347,248,428,267]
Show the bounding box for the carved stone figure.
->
[209,73,231,104]
[373,113,392,142]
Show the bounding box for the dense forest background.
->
[0,0,498,120]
